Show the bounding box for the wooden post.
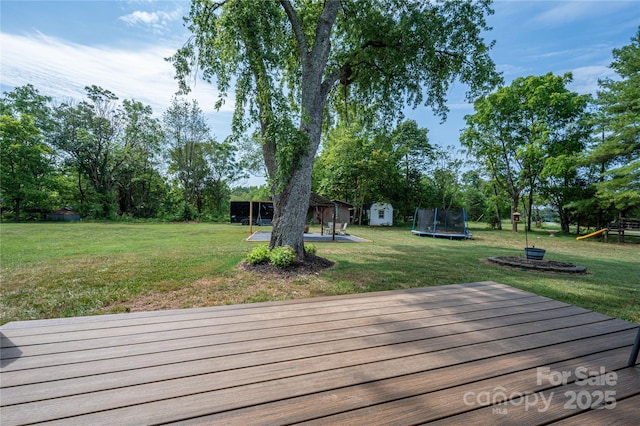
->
[249,201,253,234]
[332,205,337,241]
[618,212,623,244]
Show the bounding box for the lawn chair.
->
[338,222,348,235]
[323,222,334,234]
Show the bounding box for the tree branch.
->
[311,0,340,63]
[279,0,309,66]
[321,51,391,101]
[322,63,348,99]
[308,0,340,89]
[435,49,466,63]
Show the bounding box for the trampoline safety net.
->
[412,208,469,236]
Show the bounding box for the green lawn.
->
[1,222,638,325]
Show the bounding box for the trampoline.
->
[411,208,473,239]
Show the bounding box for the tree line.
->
[170,0,502,259]
[314,30,640,232]
[167,0,637,264]
[1,85,245,221]
[463,30,639,232]
[2,23,638,232]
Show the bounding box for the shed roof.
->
[309,192,335,207]
[50,208,79,215]
[331,199,354,208]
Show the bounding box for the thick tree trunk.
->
[492,182,502,230]
[267,0,339,261]
[268,113,323,260]
[560,209,571,233]
[527,189,534,232]
[14,198,21,222]
[269,152,314,258]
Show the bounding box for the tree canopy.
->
[170,0,500,258]
[586,28,640,215]
[2,14,634,236]
[462,73,591,232]
[0,85,54,221]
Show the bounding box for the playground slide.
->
[576,228,606,240]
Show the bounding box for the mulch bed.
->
[486,256,588,274]
[238,254,335,279]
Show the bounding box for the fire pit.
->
[487,256,587,274]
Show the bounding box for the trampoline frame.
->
[411,207,473,239]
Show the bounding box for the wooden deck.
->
[1,281,639,425]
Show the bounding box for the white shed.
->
[368,202,393,226]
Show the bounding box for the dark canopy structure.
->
[308,192,335,209]
[308,193,338,237]
[411,208,472,239]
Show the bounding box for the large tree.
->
[51,86,124,217]
[315,120,400,223]
[390,120,433,221]
[0,85,54,221]
[171,0,499,259]
[0,114,52,221]
[163,97,211,215]
[463,73,590,232]
[51,86,163,218]
[586,28,640,216]
[203,139,247,214]
[314,119,431,223]
[422,145,465,211]
[117,100,166,217]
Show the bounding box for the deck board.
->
[1,281,639,425]
[1,297,563,361]
[0,284,531,344]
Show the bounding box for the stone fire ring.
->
[487,256,587,274]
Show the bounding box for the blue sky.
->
[1,0,639,183]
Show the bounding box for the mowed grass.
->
[1,222,638,325]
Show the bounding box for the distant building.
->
[230,201,274,225]
[314,199,353,224]
[366,202,393,226]
[47,207,80,222]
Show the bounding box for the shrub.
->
[304,243,317,256]
[269,246,296,267]
[246,245,300,267]
[246,245,271,265]
[487,214,501,229]
[179,202,197,222]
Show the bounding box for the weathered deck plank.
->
[1,310,609,403]
[1,281,638,425]
[1,281,508,333]
[551,393,640,425]
[177,342,635,425]
[2,296,561,361]
[0,283,531,345]
[1,302,583,375]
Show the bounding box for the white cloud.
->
[119,9,183,32]
[0,32,233,118]
[569,65,616,95]
[498,63,528,77]
[529,0,634,27]
[121,11,161,25]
